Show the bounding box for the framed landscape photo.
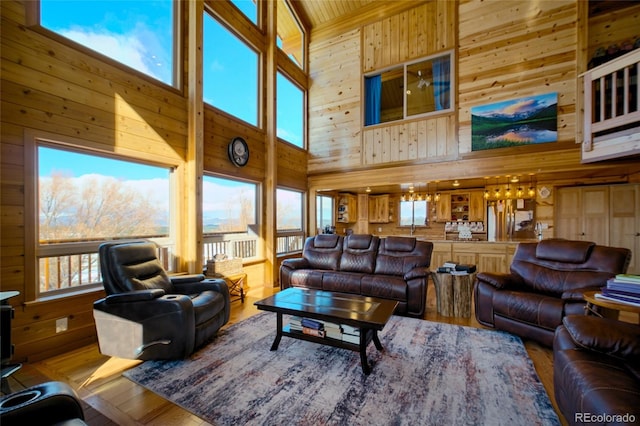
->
[471,93,558,151]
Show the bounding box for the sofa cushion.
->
[340,234,379,274]
[322,271,363,294]
[536,239,594,263]
[375,237,432,276]
[303,235,343,270]
[492,290,563,331]
[288,269,324,289]
[361,275,407,301]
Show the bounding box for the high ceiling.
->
[292,0,378,29]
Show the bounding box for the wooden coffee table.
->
[254,288,398,375]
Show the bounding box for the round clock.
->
[228,137,249,167]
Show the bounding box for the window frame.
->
[26,133,177,301]
[399,198,429,229]
[276,70,306,149]
[276,0,306,70]
[316,194,334,234]
[202,173,261,263]
[203,9,261,128]
[30,0,181,89]
[276,187,306,255]
[363,50,455,127]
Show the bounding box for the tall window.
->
[39,0,176,86]
[202,175,259,261]
[37,144,172,296]
[203,12,259,126]
[316,195,334,233]
[277,188,304,254]
[277,72,304,148]
[365,51,454,126]
[276,0,304,68]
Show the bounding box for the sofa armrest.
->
[173,277,229,296]
[475,272,522,290]
[404,267,429,281]
[170,273,206,284]
[563,315,640,360]
[281,257,311,270]
[561,286,601,302]
[104,289,165,304]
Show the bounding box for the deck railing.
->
[582,49,640,161]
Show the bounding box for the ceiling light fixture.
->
[452,180,460,187]
[365,187,371,193]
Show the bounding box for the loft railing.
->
[582,49,640,162]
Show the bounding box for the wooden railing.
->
[582,49,640,162]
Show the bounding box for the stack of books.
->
[287,316,359,342]
[436,262,477,274]
[596,274,640,307]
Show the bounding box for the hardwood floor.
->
[3,284,567,425]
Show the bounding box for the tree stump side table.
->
[431,272,476,318]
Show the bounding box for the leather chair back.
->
[340,234,380,273]
[375,237,433,276]
[301,234,344,271]
[99,240,173,295]
[510,239,631,295]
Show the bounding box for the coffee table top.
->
[254,288,398,330]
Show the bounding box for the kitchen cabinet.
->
[337,193,357,223]
[368,195,390,223]
[556,186,609,245]
[427,241,517,274]
[610,184,640,274]
[429,242,453,270]
[436,190,485,222]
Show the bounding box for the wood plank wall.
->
[1,0,189,361]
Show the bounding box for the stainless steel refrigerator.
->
[486,198,536,241]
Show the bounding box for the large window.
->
[277,188,304,254]
[37,144,173,296]
[276,0,304,68]
[365,52,454,126]
[39,0,176,86]
[203,12,259,126]
[202,175,259,261]
[277,72,304,148]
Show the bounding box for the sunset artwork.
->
[471,93,558,151]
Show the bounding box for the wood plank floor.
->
[3,283,567,425]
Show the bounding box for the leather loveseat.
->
[474,239,630,346]
[280,234,433,317]
[554,315,640,425]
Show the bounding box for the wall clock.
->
[228,137,249,167]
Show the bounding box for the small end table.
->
[583,290,640,323]
[210,272,246,303]
[431,272,476,318]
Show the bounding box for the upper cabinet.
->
[368,195,390,223]
[337,193,357,223]
[436,190,485,222]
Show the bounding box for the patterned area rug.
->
[123,312,559,425]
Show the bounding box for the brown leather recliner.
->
[554,315,640,425]
[474,239,631,346]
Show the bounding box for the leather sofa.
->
[554,315,640,425]
[280,234,433,317]
[474,239,631,346]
